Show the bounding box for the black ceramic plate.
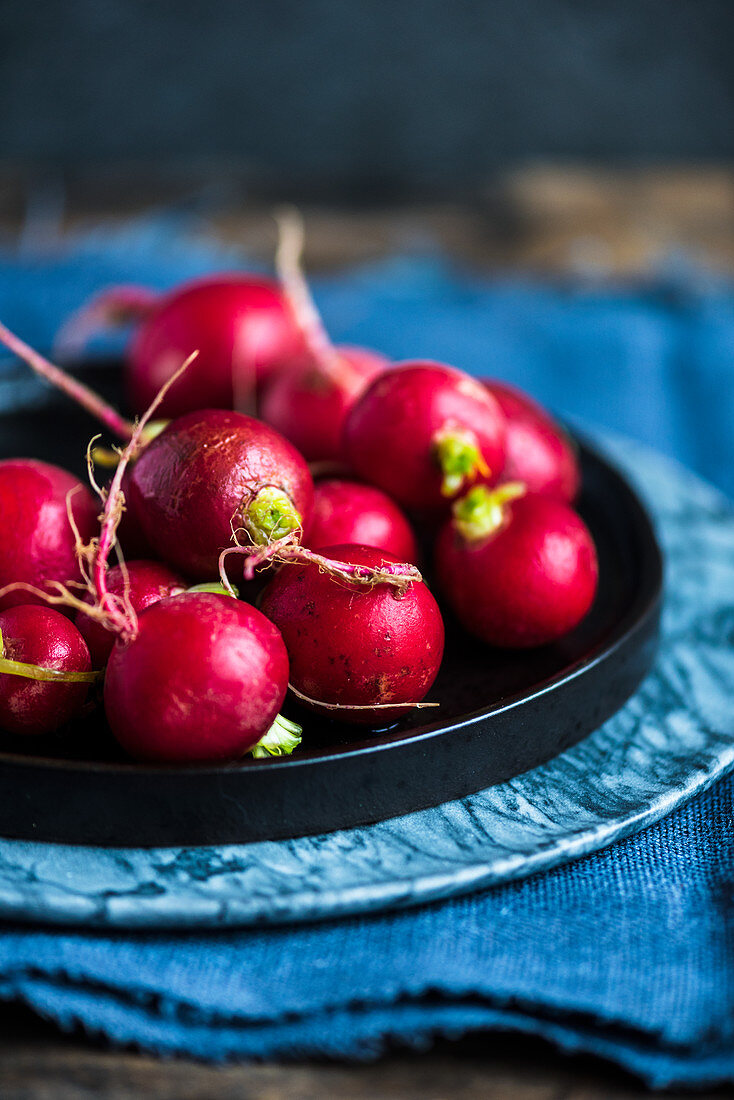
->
[0,361,662,847]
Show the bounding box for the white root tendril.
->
[287,682,439,713]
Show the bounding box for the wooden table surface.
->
[1,166,733,1098]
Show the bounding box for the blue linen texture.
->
[1,222,733,1087]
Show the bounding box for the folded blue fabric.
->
[1,223,733,1087]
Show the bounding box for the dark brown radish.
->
[306,479,418,562]
[0,459,98,612]
[0,605,94,735]
[435,484,598,648]
[260,544,444,725]
[483,379,580,502]
[344,362,507,513]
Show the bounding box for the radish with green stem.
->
[344,362,507,513]
[435,484,598,648]
[26,358,300,763]
[0,325,316,581]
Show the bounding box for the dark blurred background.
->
[1,0,733,200]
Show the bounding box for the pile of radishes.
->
[0,216,598,764]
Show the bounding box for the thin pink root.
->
[219,534,422,597]
[54,284,159,361]
[274,208,363,387]
[0,320,135,441]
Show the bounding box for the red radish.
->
[259,345,386,461]
[0,327,315,581]
[435,484,598,648]
[483,380,580,502]
[258,212,388,460]
[129,409,314,579]
[260,544,444,725]
[0,459,98,611]
[104,592,290,762]
[54,275,305,419]
[75,560,186,666]
[306,479,418,562]
[344,362,507,513]
[45,373,298,764]
[0,605,94,735]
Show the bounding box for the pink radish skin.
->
[344,362,507,513]
[259,345,387,462]
[0,460,98,612]
[127,275,304,418]
[129,409,314,580]
[76,560,186,667]
[104,593,289,762]
[260,544,444,725]
[483,380,580,502]
[306,479,418,562]
[0,605,92,735]
[435,487,598,648]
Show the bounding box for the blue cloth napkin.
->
[1,222,734,1087]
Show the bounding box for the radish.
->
[0,459,98,611]
[344,362,507,512]
[26,371,298,764]
[259,345,387,461]
[258,213,387,460]
[483,380,580,502]
[104,592,290,762]
[128,409,314,579]
[435,484,598,648]
[306,479,418,562]
[55,275,305,418]
[0,327,315,580]
[0,605,94,736]
[75,560,186,667]
[260,544,444,725]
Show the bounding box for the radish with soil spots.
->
[343,362,507,513]
[260,544,444,725]
[55,274,305,418]
[258,213,388,460]
[0,605,95,736]
[483,379,580,502]
[435,483,598,648]
[128,409,314,580]
[0,459,98,612]
[75,560,187,667]
[306,479,418,562]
